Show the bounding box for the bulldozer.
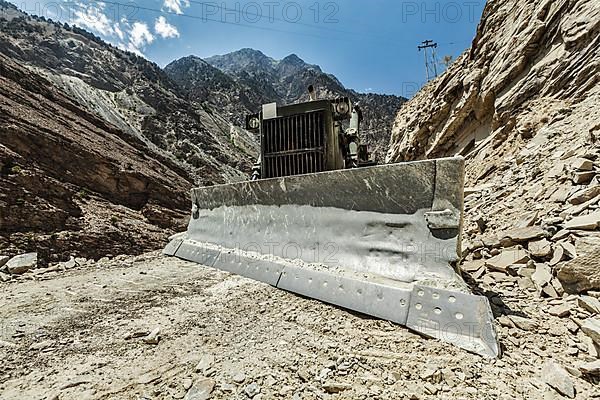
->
[164,87,499,358]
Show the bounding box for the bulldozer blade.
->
[165,157,500,358]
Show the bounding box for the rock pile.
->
[460,148,600,296]
[386,1,600,394]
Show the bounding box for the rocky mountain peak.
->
[171,48,406,161]
[205,48,275,74]
[280,53,304,64]
[277,53,322,77]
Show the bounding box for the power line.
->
[84,0,346,41]
[77,1,475,52]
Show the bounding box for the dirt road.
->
[0,252,596,399]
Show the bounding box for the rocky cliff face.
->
[388,0,599,163]
[0,1,257,261]
[387,0,600,293]
[167,49,406,162]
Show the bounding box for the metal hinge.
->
[424,209,460,230]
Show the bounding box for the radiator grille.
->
[262,110,326,178]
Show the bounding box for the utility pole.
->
[418,40,439,81]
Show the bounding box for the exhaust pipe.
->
[308,85,317,101]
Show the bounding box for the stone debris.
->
[581,318,600,345]
[548,246,565,266]
[0,339,17,348]
[124,330,150,340]
[528,239,552,258]
[195,354,215,375]
[578,360,600,376]
[570,158,594,172]
[423,382,439,395]
[59,257,79,269]
[244,382,261,398]
[581,335,599,358]
[5,252,37,275]
[485,247,528,273]
[143,327,161,345]
[185,378,215,400]
[322,381,352,394]
[564,211,600,230]
[531,263,553,293]
[558,242,577,259]
[548,304,571,318]
[183,378,193,390]
[499,226,546,243]
[568,186,600,205]
[0,255,9,268]
[29,339,55,351]
[578,296,600,314]
[558,244,600,293]
[572,171,596,185]
[508,315,538,332]
[541,362,575,399]
[232,372,246,384]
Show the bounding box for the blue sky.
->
[7,0,485,97]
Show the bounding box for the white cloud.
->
[72,5,114,36]
[68,3,177,57]
[129,22,154,49]
[163,0,190,15]
[154,16,180,39]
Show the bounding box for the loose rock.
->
[0,271,11,282]
[485,247,528,273]
[6,253,37,275]
[143,327,161,345]
[322,381,351,394]
[581,318,600,345]
[578,360,600,376]
[528,239,552,258]
[558,243,600,293]
[232,372,246,384]
[195,354,215,375]
[570,157,594,172]
[568,186,600,205]
[531,263,552,292]
[548,304,571,318]
[578,296,600,314]
[541,362,575,399]
[499,226,546,242]
[244,382,260,398]
[508,315,538,331]
[185,378,215,400]
[564,211,600,230]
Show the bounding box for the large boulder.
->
[557,237,600,293]
[5,252,37,275]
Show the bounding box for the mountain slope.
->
[0,2,258,185]
[0,1,257,261]
[167,49,406,162]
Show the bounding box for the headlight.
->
[336,101,350,115]
[249,117,260,129]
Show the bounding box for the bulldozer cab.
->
[245,95,373,180]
